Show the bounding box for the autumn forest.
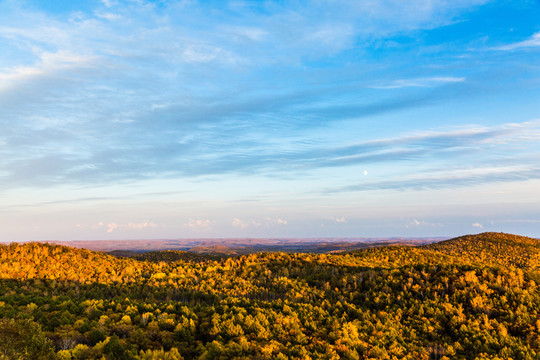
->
[1,232,540,359]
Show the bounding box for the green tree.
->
[0,318,56,360]
[103,335,133,360]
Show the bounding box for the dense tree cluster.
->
[131,251,219,264]
[0,232,539,359]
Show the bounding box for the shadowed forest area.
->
[1,232,540,359]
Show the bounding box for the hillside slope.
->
[0,242,152,283]
[423,232,540,269]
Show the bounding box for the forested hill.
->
[1,234,540,359]
[423,232,540,269]
[0,242,151,283]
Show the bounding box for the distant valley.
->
[49,237,446,256]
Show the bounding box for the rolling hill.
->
[424,232,540,269]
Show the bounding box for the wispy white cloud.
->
[0,65,42,81]
[406,219,426,228]
[232,218,249,229]
[472,222,483,228]
[94,12,122,21]
[1,112,539,190]
[0,0,491,77]
[370,76,466,89]
[102,221,158,233]
[265,217,288,225]
[181,44,239,64]
[127,222,158,230]
[496,31,540,51]
[330,164,540,193]
[101,0,115,8]
[232,217,287,229]
[232,218,262,229]
[184,219,212,230]
[328,216,347,223]
[0,49,95,83]
[406,219,443,228]
[107,223,119,233]
[221,26,267,42]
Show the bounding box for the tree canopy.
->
[1,232,539,359]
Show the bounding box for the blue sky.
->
[1,0,540,241]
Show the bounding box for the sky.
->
[1,0,540,241]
